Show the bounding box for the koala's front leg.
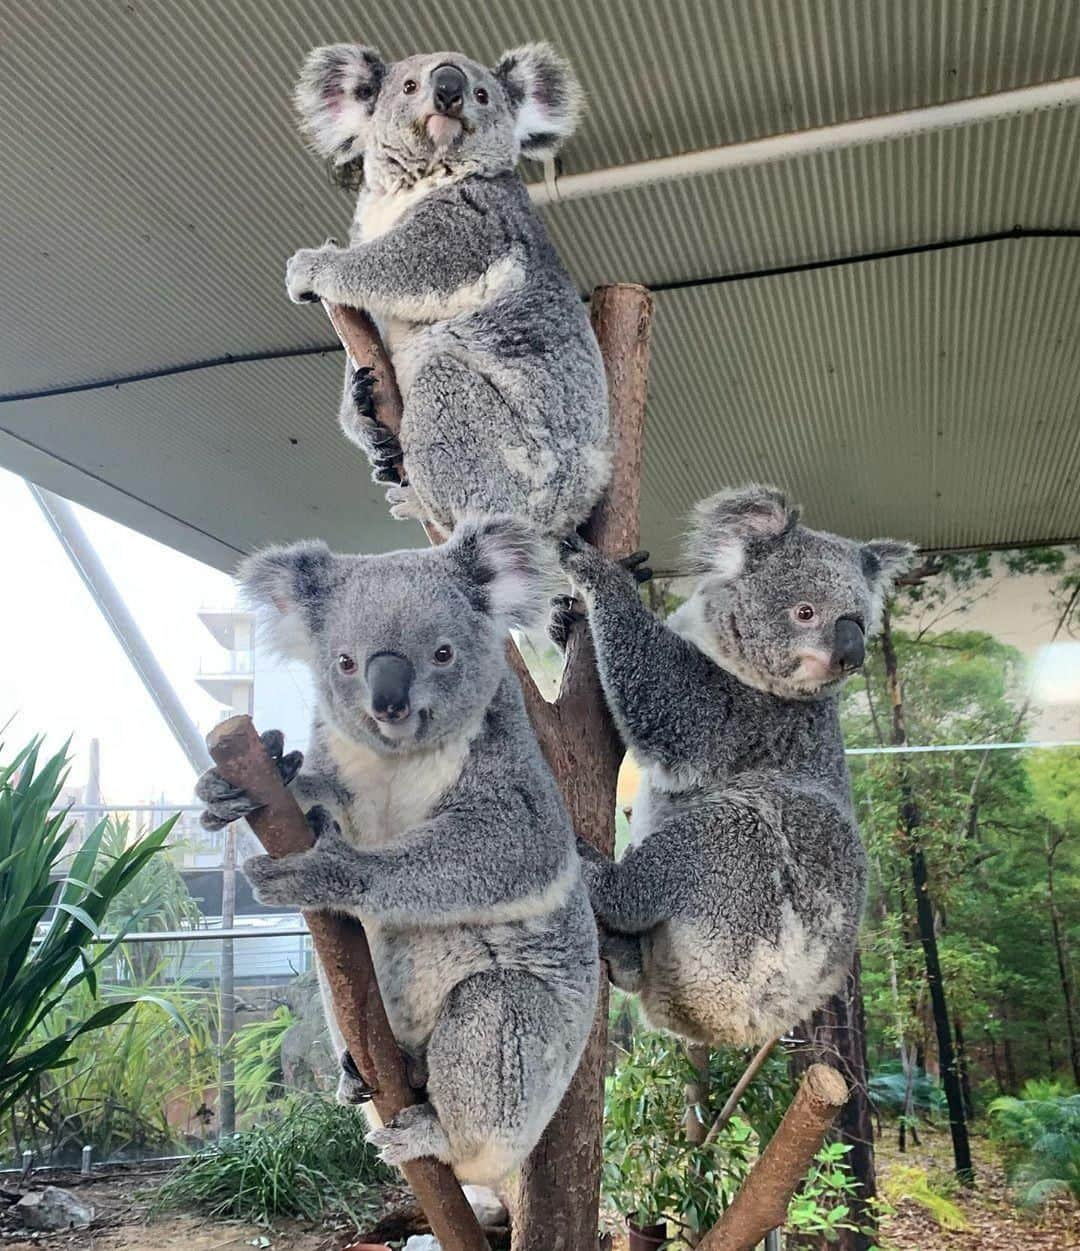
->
[242,811,367,909]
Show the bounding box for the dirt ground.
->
[0,1168,355,1251]
[1,1130,1075,1251]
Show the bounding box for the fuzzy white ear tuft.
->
[493,42,584,160]
[687,485,797,580]
[447,515,547,629]
[862,539,918,633]
[237,541,339,663]
[294,44,386,168]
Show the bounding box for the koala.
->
[288,41,609,537]
[558,487,915,1046]
[196,517,598,1184]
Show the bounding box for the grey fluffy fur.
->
[196,517,598,1183]
[561,486,915,1045]
[289,41,609,536]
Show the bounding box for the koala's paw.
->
[365,1103,446,1169]
[349,365,377,421]
[575,833,610,867]
[285,244,338,304]
[386,483,427,521]
[336,1050,375,1105]
[242,850,315,907]
[619,550,654,584]
[305,804,341,842]
[548,594,585,650]
[195,730,302,831]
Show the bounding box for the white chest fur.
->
[354,171,463,243]
[324,727,470,847]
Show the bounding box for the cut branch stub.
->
[205,714,488,1251]
[697,1063,848,1251]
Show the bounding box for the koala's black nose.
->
[366,651,414,722]
[431,64,466,115]
[833,617,866,673]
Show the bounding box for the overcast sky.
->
[0,466,236,803]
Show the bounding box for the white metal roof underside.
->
[2,1,1079,572]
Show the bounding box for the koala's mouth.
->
[369,707,432,747]
[423,114,465,147]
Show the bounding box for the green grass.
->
[154,1096,392,1227]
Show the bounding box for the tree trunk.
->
[1046,827,1080,1087]
[512,284,653,1251]
[790,954,877,1251]
[879,609,973,1184]
[954,1020,975,1122]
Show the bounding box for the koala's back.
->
[633,769,865,1045]
[371,175,609,533]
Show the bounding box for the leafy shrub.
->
[989,1081,1080,1206]
[0,738,177,1122]
[868,1062,946,1117]
[154,1096,391,1226]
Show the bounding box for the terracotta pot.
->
[627,1214,668,1250]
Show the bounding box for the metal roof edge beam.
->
[530,76,1080,205]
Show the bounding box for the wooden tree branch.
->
[704,1035,782,1145]
[205,714,489,1251]
[697,1064,849,1251]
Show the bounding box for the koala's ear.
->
[237,541,341,661]
[688,485,798,580]
[493,42,584,160]
[447,515,547,630]
[861,539,918,630]
[294,44,386,168]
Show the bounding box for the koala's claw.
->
[575,833,611,867]
[620,550,653,583]
[305,804,340,841]
[350,366,377,420]
[548,594,585,650]
[337,1050,376,1105]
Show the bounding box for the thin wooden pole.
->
[206,715,488,1251]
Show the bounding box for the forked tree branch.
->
[206,715,489,1251]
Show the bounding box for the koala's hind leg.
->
[410,969,584,1185]
[338,364,405,484]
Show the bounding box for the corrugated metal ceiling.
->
[1,0,1079,567]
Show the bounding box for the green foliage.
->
[868,1063,946,1117]
[880,1165,970,1230]
[1028,748,1080,832]
[989,1082,1080,1205]
[0,737,178,1122]
[786,1141,865,1241]
[602,1033,864,1245]
[233,1006,295,1117]
[11,977,216,1162]
[154,1096,391,1226]
[603,1032,755,1240]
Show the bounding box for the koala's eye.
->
[793,604,816,623]
[433,644,454,665]
[354,82,374,101]
[474,86,489,104]
[402,78,418,95]
[337,653,357,674]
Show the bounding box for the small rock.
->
[403,1238,441,1251]
[16,1187,94,1231]
[462,1184,508,1227]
